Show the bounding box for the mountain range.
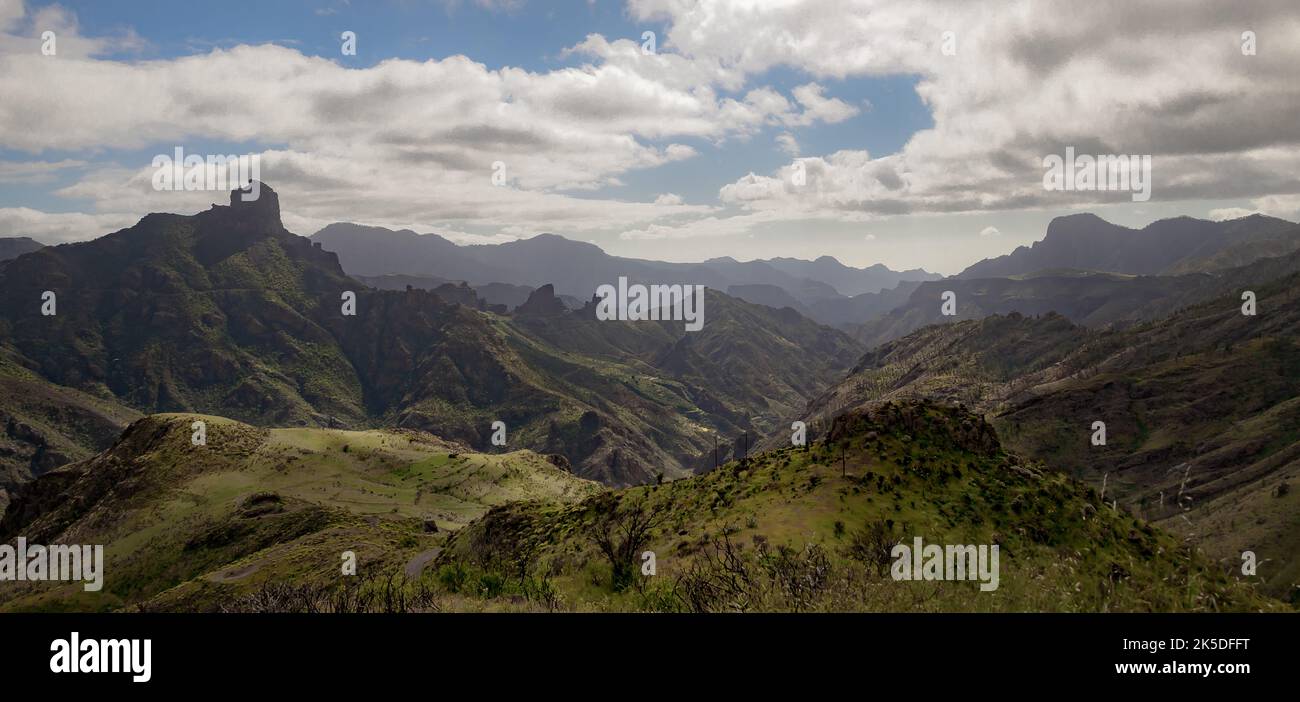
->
[2,183,1296,611]
[958,213,1300,279]
[850,215,1300,347]
[309,222,940,323]
[0,183,862,491]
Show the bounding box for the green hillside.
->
[0,414,600,612]
[3,401,1278,613]
[432,401,1279,612]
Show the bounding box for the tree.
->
[587,494,669,592]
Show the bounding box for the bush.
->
[478,573,506,598]
[843,518,900,576]
[437,563,469,593]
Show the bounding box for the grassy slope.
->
[0,350,141,511]
[0,414,600,612]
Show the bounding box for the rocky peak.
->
[514,283,567,317]
[228,180,281,227]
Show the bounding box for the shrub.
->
[843,518,899,576]
[478,573,506,598]
[437,563,469,593]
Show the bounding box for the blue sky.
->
[26,0,931,209]
[1,0,1294,274]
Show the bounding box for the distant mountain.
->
[765,255,940,296]
[854,245,1300,348]
[690,256,842,301]
[959,213,1297,279]
[854,271,1199,347]
[310,223,934,319]
[807,280,925,328]
[726,283,813,316]
[0,237,43,263]
[311,223,518,283]
[354,272,454,290]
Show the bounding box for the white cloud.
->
[0,207,137,244]
[0,158,86,183]
[630,0,1300,220]
[654,193,684,206]
[776,132,799,156]
[785,83,859,126]
[4,0,1300,261]
[0,2,862,245]
[979,226,1000,237]
[0,0,142,58]
[1208,207,1255,221]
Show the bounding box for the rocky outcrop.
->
[513,284,567,317]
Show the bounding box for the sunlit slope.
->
[0,413,600,611]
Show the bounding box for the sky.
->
[1,0,1299,275]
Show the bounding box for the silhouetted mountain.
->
[355,273,454,290]
[0,237,43,263]
[807,280,925,327]
[310,223,933,316]
[959,213,1297,279]
[855,244,1300,348]
[766,255,940,296]
[311,222,518,283]
[691,256,842,301]
[726,283,812,316]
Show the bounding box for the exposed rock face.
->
[431,282,484,309]
[230,180,281,222]
[514,284,567,317]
